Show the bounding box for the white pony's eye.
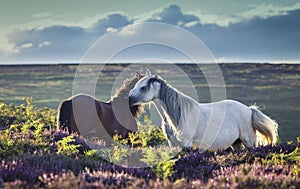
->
[140,86,146,91]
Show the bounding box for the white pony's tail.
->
[250,106,278,146]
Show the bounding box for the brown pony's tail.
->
[57,99,72,132]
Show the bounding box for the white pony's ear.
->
[146,69,151,76]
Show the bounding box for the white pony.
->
[129,70,278,150]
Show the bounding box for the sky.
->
[1,0,300,64]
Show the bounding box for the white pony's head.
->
[129,69,161,106]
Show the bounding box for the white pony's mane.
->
[155,78,198,130]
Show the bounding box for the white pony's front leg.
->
[161,123,172,147]
[153,101,179,147]
[167,139,175,148]
[162,123,183,148]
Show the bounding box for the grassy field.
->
[0,63,299,142]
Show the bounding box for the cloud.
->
[89,13,133,35]
[38,41,51,48]
[240,2,300,20]
[7,25,90,61]
[190,2,300,26]
[142,4,300,60]
[21,43,33,49]
[195,9,300,60]
[145,4,300,61]
[2,4,300,63]
[147,4,199,26]
[4,13,133,62]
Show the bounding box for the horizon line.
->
[0,61,300,66]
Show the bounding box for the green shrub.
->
[140,147,179,179]
[56,135,81,156]
[0,97,56,131]
[94,120,170,167]
[262,146,300,165]
[0,98,56,158]
[118,121,167,148]
[84,149,101,161]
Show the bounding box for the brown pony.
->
[57,73,144,142]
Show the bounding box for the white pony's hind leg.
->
[240,129,256,149]
[234,104,257,149]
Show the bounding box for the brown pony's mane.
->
[110,73,145,117]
